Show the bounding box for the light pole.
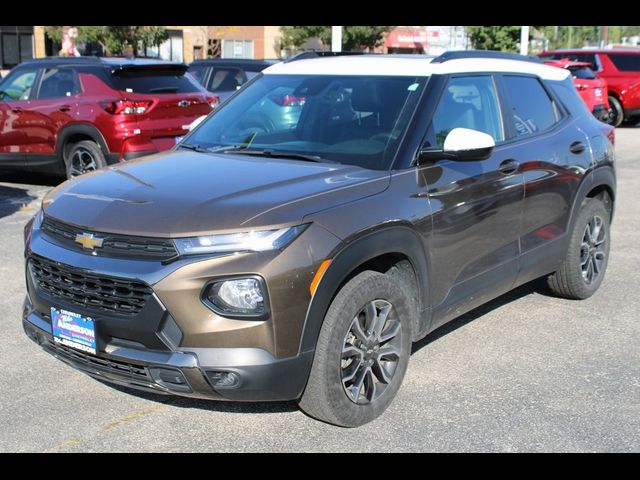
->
[520,26,530,55]
[331,26,342,53]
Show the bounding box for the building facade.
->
[8,26,283,73]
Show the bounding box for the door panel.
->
[0,67,40,166]
[422,75,524,327]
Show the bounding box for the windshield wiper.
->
[177,143,210,153]
[148,87,179,93]
[223,149,335,163]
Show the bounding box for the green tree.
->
[43,26,168,56]
[281,26,393,51]
[465,26,522,51]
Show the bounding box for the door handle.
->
[498,159,520,175]
[570,141,586,154]
[59,105,71,112]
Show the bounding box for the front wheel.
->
[299,270,413,427]
[548,198,611,299]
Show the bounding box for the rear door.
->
[23,67,82,159]
[107,65,213,150]
[497,74,592,285]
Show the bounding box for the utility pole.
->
[601,25,608,48]
[520,26,530,55]
[331,26,342,52]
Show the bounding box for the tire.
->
[299,270,413,427]
[65,140,107,179]
[607,96,624,128]
[548,198,611,300]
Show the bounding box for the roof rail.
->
[431,50,543,64]
[284,51,367,63]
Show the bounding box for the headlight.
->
[174,225,307,256]
[203,277,268,318]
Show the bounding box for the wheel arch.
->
[568,167,616,232]
[299,225,431,354]
[56,124,113,166]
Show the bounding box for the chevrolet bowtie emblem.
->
[74,232,104,250]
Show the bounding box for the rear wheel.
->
[548,198,611,299]
[65,140,106,179]
[299,270,412,427]
[607,96,623,128]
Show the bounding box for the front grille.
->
[45,340,149,381]
[29,256,152,316]
[41,216,178,261]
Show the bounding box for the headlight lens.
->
[204,277,267,317]
[174,225,307,256]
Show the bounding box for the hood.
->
[43,150,390,237]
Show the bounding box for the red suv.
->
[543,59,610,122]
[0,57,216,178]
[539,49,640,127]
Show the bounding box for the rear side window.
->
[569,67,597,80]
[550,82,591,117]
[207,68,246,92]
[187,65,208,86]
[503,76,558,138]
[37,68,81,99]
[108,69,202,94]
[607,54,640,72]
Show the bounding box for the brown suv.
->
[22,52,616,427]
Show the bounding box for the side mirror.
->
[418,128,496,164]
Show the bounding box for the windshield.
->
[185,74,428,170]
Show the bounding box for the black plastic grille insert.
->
[41,216,178,261]
[29,255,152,316]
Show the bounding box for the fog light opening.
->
[206,370,240,388]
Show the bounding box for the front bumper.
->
[23,297,313,401]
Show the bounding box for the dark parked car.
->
[539,48,640,126]
[0,57,217,179]
[188,58,277,102]
[22,52,615,427]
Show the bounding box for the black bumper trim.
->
[123,151,156,161]
[23,301,313,402]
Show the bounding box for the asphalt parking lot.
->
[0,127,638,452]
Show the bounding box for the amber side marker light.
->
[310,259,332,297]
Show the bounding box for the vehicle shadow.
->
[100,381,300,414]
[0,185,37,219]
[0,169,62,187]
[412,277,551,355]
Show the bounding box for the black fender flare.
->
[299,225,431,354]
[567,166,616,236]
[55,124,113,164]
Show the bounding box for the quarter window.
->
[432,76,504,147]
[503,76,558,138]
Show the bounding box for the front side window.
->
[432,75,504,147]
[37,68,81,99]
[503,76,558,138]
[186,74,428,170]
[0,68,38,101]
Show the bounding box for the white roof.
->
[264,55,571,81]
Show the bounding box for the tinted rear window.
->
[503,76,558,137]
[608,53,640,72]
[108,68,202,94]
[569,67,597,79]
